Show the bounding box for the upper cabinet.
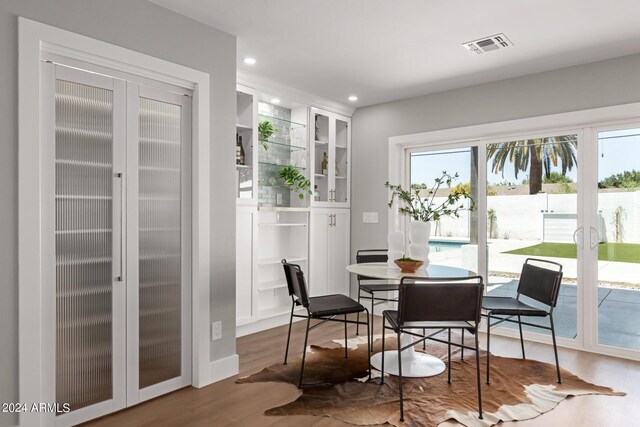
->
[311,108,351,208]
[257,102,308,209]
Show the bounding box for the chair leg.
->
[486,314,491,384]
[423,328,426,350]
[381,315,386,385]
[461,329,465,360]
[284,302,295,365]
[365,309,371,380]
[356,286,361,336]
[475,327,483,420]
[344,314,348,358]
[550,314,562,384]
[298,317,311,389]
[518,314,526,359]
[371,292,375,352]
[397,329,404,422]
[447,328,452,384]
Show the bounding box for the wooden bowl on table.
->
[394,258,424,273]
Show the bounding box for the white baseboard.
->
[236,311,304,338]
[208,354,239,384]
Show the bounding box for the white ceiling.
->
[150,0,640,107]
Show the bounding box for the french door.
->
[47,62,191,425]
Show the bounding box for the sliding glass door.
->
[407,146,479,272]
[593,126,640,353]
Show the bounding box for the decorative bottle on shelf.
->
[315,115,319,141]
[314,185,320,201]
[235,133,241,165]
[321,152,328,175]
[238,135,245,166]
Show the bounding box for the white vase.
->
[387,231,404,269]
[408,221,431,269]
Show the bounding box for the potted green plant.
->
[278,165,312,199]
[258,119,275,150]
[385,171,475,268]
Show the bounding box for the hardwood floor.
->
[86,316,640,426]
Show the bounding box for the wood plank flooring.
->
[86,316,640,426]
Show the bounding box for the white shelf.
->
[258,256,306,266]
[258,206,309,212]
[236,164,252,169]
[336,144,347,149]
[314,140,328,146]
[236,123,252,131]
[315,173,328,178]
[257,280,288,292]
[336,175,347,180]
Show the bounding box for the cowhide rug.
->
[236,334,624,426]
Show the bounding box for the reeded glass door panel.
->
[597,128,640,350]
[409,147,479,271]
[138,97,182,388]
[486,135,578,339]
[55,79,114,411]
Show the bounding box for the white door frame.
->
[388,102,640,361]
[19,18,211,427]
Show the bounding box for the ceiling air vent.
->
[463,33,513,55]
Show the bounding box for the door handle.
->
[572,226,584,249]
[590,226,600,249]
[328,214,332,227]
[115,172,124,282]
[333,214,336,227]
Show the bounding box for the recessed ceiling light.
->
[243,57,256,65]
[348,95,358,102]
[270,98,280,104]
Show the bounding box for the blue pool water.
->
[429,240,466,252]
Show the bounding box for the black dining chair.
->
[355,249,398,349]
[482,258,563,385]
[282,260,371,388]
[381,276,484,422]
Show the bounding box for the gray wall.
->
[0,1,236,425]
[351,53,640,287]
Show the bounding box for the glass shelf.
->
[259,161,306,171]
[258,114,306,129]
[260,139,307,151]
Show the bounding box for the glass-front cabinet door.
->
[311,108,351,207]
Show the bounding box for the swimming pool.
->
[429,240,466,252]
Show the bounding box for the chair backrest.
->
[356,249,388,263]
[356,249,388,281]
[397,276,484,325]
[516,258,563,307]
[281,260,310,308]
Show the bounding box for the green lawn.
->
[503,242,640,264]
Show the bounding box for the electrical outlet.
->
[211,321,222,341]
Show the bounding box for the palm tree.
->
[487,135,577,194]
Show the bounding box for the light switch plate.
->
[211,321,222,341]
[362,212,379,223]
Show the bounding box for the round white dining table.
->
[345,262,476,378]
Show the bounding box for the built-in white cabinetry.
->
[311,108,351,208]
[309,209,351,297]
[235,82,352,337]
[235,206,256,325]
[256,210,309,317]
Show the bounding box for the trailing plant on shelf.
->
[385,171,475,222]
[278,165,312,199]
[258,119,275,150]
